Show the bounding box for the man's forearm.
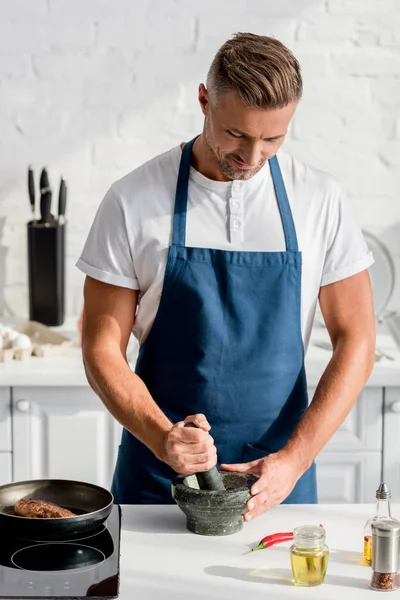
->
[281,337,375,472]
[83,348,173,461]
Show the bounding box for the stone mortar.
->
[171,471,255,536]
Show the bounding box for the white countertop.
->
[306,328,400,388]
[119,503,400,600]
[1,320,399,388]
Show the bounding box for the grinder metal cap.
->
[376,482,391,500]
[372,520,400,537]
[372,519,400,574]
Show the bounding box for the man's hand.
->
[161,414,217,475]
[221,451,302,521]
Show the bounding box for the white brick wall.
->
[0,0,399,320]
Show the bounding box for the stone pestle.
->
[184,423,226,491]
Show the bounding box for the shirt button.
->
[231,201,239,210]
[232,220,240,229]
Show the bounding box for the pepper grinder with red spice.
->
[370,519,400,592]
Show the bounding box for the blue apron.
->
[111,137,317,504]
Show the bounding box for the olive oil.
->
[290,547,329,586]
[290,525,329,587]
[364,535,372,564]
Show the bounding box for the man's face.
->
[199,85,297,181]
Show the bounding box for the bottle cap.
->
[376,483,391,500]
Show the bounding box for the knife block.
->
[27,221,65,326]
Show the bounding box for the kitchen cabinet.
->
[0,388,12,485]
[12,387,122,489]
[383,387,400,502]
[0,453,12,485]
[316,453,381,503]
[0,387,11,451]
[0,383,394,503]
[308,387,383,503]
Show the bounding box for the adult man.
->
[77,33,375,520]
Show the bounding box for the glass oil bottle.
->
[364,483,392,564]
[290,525,329,586]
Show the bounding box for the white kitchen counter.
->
[119,503,400,600]
[0,323,399,387]
[306,329,400,388]
[0,348,90,387]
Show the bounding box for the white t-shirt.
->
[76,144,374,351]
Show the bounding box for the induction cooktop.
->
[0,504,121,599]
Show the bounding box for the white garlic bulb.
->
[7,329,19,342]
[12,333,32,350]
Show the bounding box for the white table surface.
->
[119,503,400,600]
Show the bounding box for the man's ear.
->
[198,83,210,116]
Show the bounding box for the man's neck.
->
[181,134,231,182]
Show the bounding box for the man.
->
[77,32,375,520]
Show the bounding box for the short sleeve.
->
[321,184,374,287]
[76,186,139,290]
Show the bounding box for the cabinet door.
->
[316,452,381,503]
[383,387,400,502]
[12,387,122,489]
[0,388,12,451]
[307,387,383,451]
[308,386,383,503]
[0,453,12,485]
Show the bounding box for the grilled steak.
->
[14,499,76,519]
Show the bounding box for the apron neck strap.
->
[172,136,197,247]
[268,156,299,253]
[172,137,299,253]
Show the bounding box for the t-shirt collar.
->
[173,144,270,192]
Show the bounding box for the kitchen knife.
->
[58,177,67,225]
[39,167,50,193]
[39,167,55,225]
[27,166,35,220]
[184,422,226,491]
[40,190,52,226]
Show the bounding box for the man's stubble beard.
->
[203,118,266,181]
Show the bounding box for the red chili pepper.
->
[252,531,294,551]
[252,524,324,552]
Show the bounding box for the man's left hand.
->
[220,452,303,521]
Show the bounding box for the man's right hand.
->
[161,413,217,474]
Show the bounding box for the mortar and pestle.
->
[171,423,255,536]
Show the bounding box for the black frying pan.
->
[0,479,113,539]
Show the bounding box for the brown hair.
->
[206,32,302,109]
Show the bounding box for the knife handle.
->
[40,190,52,225]
[58,178,67,223]
[184,423,226,491]
[28,167,35,212]
[40,167,50,193]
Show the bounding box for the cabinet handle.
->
[15,399,30,412]
[390,401,400,413]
